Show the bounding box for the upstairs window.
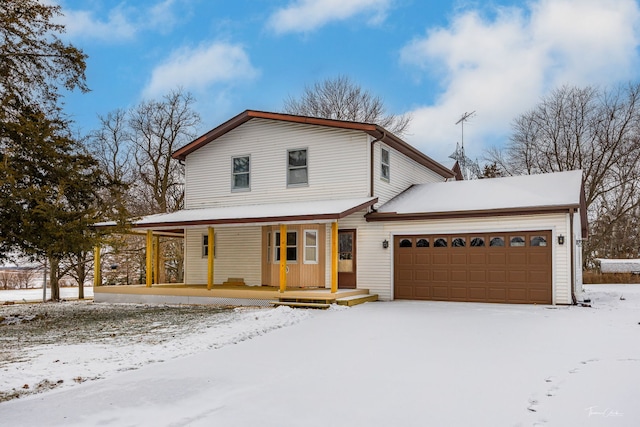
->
[232,155,250,191]
[381,147,390,181]
[287,149,308,186]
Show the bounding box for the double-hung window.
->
[275,231,297,262]
[303,230,318,264]
[287,149,308,186]
[232,155,250,191]
[381,147,390,181]
[202,234,216,258]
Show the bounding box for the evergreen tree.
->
[0,103,103,299]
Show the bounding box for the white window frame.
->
[274,231,298,263]
[381,147,390,181]
[287,148,308,187]
[303,229,318,264]
[202,233,216,258]
[231,155,250,192]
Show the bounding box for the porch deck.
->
[93,284,372,307]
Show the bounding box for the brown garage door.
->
[394,231,552,304]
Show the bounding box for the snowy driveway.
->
[1,285,639,426]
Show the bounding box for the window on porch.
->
[303,230,318,264]
[275,231,297,262]
[202,234,216,258]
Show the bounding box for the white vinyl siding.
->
[373,141,445,208]
[325,211,572,304]
[185,119,370,209]
[184,226,261,285]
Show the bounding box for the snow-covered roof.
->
[597,259,640,273]
[374,170,584,215]
[97,197,377,229]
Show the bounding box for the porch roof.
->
[113,197,377,230]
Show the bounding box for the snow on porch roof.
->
[370,170,585,217]
[118,197,377,229]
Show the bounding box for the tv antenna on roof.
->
[455,111,476,152]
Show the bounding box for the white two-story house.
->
[94,110,587,305]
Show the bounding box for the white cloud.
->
[400,0,640,161]
[61,6,137,41]
[58,0,182,42]
[267,0,392,34]
[142,42,260,98]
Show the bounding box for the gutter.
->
[369,131,386,200]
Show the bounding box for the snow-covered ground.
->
[0,286,93,302]
[1,284,639,426]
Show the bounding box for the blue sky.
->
[56,0,640,162]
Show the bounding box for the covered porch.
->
[93,198,378,307]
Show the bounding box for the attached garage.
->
[393,231,552,304]
[365,170,588,305]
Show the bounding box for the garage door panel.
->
[450,269,467,282]
[508,270,527,283]
[469,253,487,264]
[450,253,467,264]
[488,270,506,283]
[450,287,468,299]
[508,288,527,302]
[415,253,431,265]
[432,253,448,264]
[414,269,430,282]
[432,269,448,281]
[468,287,487,300]
[432,286,449,298]
[469,270,486,282]
[487,288,507,301]
[488,253,507,265]
[508,252,527,265]
[394,232,552,304]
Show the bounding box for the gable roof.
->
[172,110,454,179]
[367,170,588,237]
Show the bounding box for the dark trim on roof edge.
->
[172,110,454,179]
[365,204,582,222]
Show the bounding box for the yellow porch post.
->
[93,246,101,287]
[145,230,153,287]
[279,224,287,293]
[331,221,338,293]
[207,227,214,290]
[154,235,160,284]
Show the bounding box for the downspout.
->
[369,131,386,200]
[569,208,576,304]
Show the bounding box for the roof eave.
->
[365,204,582,222]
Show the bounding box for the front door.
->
[338,229,356,289]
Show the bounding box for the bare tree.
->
[283,75,411,136]
[487,84,640,264]
[0,268,16,289]
[129,89,200,215]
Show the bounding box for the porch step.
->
[336,294,378,306]
[270,301,331,309]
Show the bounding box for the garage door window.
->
[470,237,485,247]
[434,238,447,247]
[531,236,547,246]
[489,237,504,247]
[510,236,525,247]
[452,237,466,247]
[399,238,412,247]
[416,238,429,247]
